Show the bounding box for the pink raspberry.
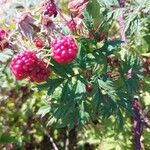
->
[10,51,38,80]
[67,20,77,33]
[10,51,51,82]
[30,60,51,83]
[51,36,78,64]
[42,0,57,17]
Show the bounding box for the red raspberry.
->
[30,60,51,83]
[43,0,57,17]
[33,37,44,49]
[10,51,38,80]
[67,20,77,33]
[86,83,93,93]
[51,36,78,64]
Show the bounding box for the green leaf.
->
[0,49,13,63]
[37,78,65,95]
[0,133,16,144]
[101,97,117,119]
[83,9,94,31]
[98,77,116,96]
[75,77,86,100]
[115,109,124,128]
[78,101,89,126]
[50,59,74,77]
[92,90,103,118]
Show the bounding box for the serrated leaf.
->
[50,59,74,77]
[75,77,86,100]
[0,134,16,144]
[92,90,103,118]
[83,9,94,31]
[37,78,64,95]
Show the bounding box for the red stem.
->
[133,98,142,150]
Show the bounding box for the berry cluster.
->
[10,36,78,82]
[10,51,50,83]
[42,0,57,17]
[51,36,78,64]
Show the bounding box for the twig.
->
[41,126,58,150]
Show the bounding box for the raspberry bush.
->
[0,0,150,149]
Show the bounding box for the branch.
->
[41,126,58,150]
[117,0,127,44]
[132,97,142,150]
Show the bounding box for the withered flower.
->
[41,15,55,32]
[0,29,9,51]
[16,12,36,37]
[68,0,89,17]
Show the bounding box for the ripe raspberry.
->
[86,83,93,93]
[33,37,44,49]
[67,20,77,33]
[10,51,38,80]
[51,36,78,64]
[30,60,50,83]
[42,0,57,17]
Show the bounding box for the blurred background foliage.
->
[0,0,150,150]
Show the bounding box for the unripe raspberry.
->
[30,60,51,83]
[86,83,93,93]
[33,37,44,49]
[0,29,9,51]
[51,36,78,64]
[98,32,106,41]
[10,51,38,80]
[0,39,9,51]
[42,0,57,17]
[67,20,77,33]
[146,58,150,65]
